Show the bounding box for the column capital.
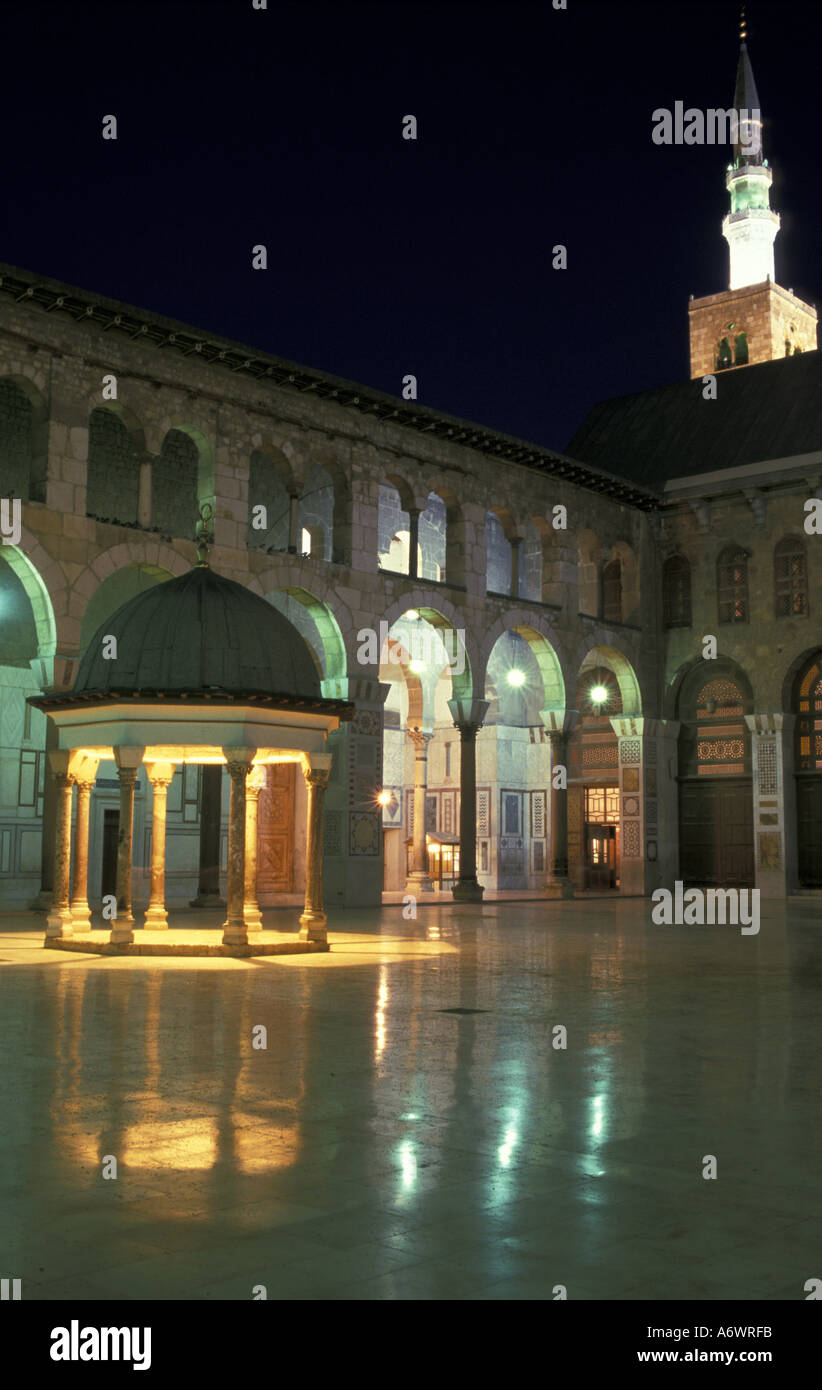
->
[407,725,434,751]
[304,765,331,791]
[145,760,175,788]
[448,697,489,735]
[745,712,796,735]
[540,708,579,737]
[222,747,256,774]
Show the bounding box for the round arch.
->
[380,590,476,702]
[479,611,566,710]
[577,644,642,716]
[1,538,57,658]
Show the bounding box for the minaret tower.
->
[722,9,779,290]
[688,8,817,378]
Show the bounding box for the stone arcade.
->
[0,27,821,925]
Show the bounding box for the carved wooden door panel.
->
[257,764,295,894]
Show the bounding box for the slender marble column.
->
[45,765,74,940]
[113,768,138,942]
[510,536,523,598]
[222,751,255,946]
[145,762,174,929]
[243,765,267,931]
[541,710,578,899]
[408,507,421,579]
[448,698,489,902]
[405,727,434,893]
[70,779,95,930]
[287,492,300,554]
[299,761,331,943]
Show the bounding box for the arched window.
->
[153,430,199,536]
[87,409,140,525]
[601,559,622,623]
[663,555,691,628]
[717,546,749,624]
[734,332,748,365]
[716,337,733,370]
[774,536,807,618]
[0,380,33,500]
[679,670,752,777]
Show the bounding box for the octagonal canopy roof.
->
[73,564,322,700]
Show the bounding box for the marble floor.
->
[0,897,820,1301]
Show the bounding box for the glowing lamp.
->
[590,684,608,704]
[409,659,425,673]
[377,789,391,806]
[507,669,525,687]
[403,609,420,621]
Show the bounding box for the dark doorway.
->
[679,780,754,887]
[101,808,119,898]
[585,824,617,890]
[797,779,822,886]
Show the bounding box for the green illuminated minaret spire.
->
[722,6,780,289]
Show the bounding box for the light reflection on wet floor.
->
[0,899,820,1301]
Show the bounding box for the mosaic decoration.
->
[350,811,380,856]
[620,739,641,764]
[323,810,344,856]
[757,738,778,796]
[623,796,639,817]
[645,767,658,796]
[622,819,640,857]
[645,799,658,828]
[353,709,382,737]
[759,832,781,870]
[622,768,640,792]
[582,743,618,767]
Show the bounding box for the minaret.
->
[722,10,779,290]
[688,9,817,378]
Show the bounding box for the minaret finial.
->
[195,503,214,566]
[740,5,747,44]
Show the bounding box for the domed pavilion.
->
[28,518,353,955]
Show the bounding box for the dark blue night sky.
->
[2,0,818,451]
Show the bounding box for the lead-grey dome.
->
[73,565,321,700]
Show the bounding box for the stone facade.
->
[688,281,817,379]
[0,261,819,909]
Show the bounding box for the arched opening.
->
[601,557,622,624]
[153,429,200,537]
[483,628,555,888]
[569,656,624,892]
[419,492,446,581]
[86,408,141,526]
[486,511,512,595]
[0,377,48,503]
[663,555,692,628]
[793,651,822,886]
[577,528,599,616]
[298,462,334,562]
[717,545,750,625]
[378,478,414,576]
[247,449,292,551]
[0,551,50,902]
[774,536,808,618]
[676,658,754,887]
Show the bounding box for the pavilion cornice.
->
[28,689,356,717]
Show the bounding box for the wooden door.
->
[679,779,753,887]
[585,824,616,889]
[257,764,296,894]
[797,777,822,886]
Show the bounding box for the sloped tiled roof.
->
[566,350,822,489]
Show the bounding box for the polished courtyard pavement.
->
[1,898,820,1301]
